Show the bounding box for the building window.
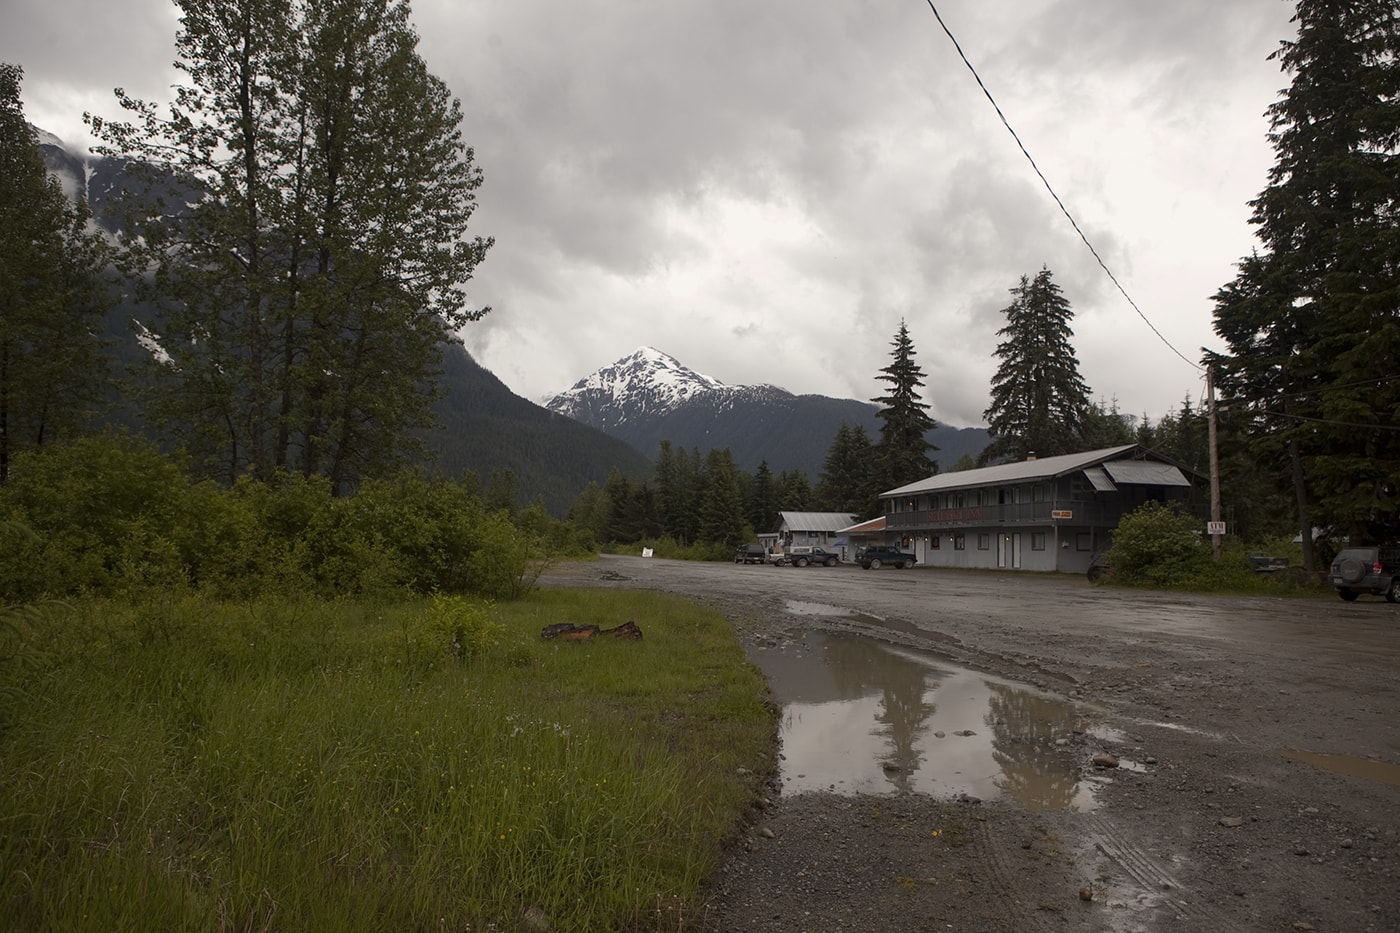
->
[1032,484,1044,503]
[930,536,940,549]
[954,534,966,551]
[1076,532,1091,551]
[977,533,990,550]
[1031,532,1046,550]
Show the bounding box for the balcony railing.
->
[885,499,1206,529]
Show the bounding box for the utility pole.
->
[1207,366,1222,562]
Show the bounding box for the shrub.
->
[0,439,567,603]
[1105,501,1210,587]
[0,435,194,599]
[465,510,540,600]
[415,594,502,664]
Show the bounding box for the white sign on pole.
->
[1207,521,1226,536]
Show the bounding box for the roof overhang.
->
[1101,461,1190,487]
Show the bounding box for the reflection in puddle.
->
[749,618,1098,811]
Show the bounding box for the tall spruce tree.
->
[88,0,492,490]
[776,469,811,512]
[747,459,778,535]
[698,447,746,547]
[1210,0,1400,550]
[0,64,111,482]
[981,267,1092,464]
[816,422,876,516]
[871,320,938,490]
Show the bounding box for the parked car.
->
[858,546,915,569]
[734,544,767,564]
[1328,545,1400,602]
[772,546,840,567]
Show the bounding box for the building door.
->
[998,533,1023,569]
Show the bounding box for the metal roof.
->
[838,516,887,535]
[1083,466,1117,492]
[881,445,1150,498]
[1103,460,1190,487]
[777,511,859,533]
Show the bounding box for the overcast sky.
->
[3,0,1299,427]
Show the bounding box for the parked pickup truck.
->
[771,546,840,567]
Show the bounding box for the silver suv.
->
[1329,545,1400,602]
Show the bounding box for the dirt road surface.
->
[541,555,1400,932]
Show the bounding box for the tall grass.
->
[0,590,774,931]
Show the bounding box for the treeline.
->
[0,435,590,604]
[566,444,802,556]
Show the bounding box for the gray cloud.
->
[2,0,1299,427]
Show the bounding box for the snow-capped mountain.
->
[545,347,735,430]
[545,347,989,474]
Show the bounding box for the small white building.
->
[761,511,859,561]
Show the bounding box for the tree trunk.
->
[1289,438,1315,572]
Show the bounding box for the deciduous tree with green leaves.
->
[0,64,111,482]
[88,0,492,491]
[1210,0,1400,552]
[981,267,1092,465]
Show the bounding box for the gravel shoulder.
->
[542,556,1400,933]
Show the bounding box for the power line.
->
[921,1,1203,372]
[1220,406,1400,433]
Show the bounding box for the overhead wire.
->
[921,1,1204,372]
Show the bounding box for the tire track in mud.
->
[1080,813,1251,932]
[972,817,1064,932]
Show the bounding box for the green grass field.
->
[0,589,775,931]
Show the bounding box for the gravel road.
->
[540,555,1400,932]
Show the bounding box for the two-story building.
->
[878,445,1204,574]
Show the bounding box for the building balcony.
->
[885,498,1206,530]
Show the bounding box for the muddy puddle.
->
[744,601,1101,810]
[1286,749,1400,786]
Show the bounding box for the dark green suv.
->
[1328,545,1400,602]
[858,546,915,569]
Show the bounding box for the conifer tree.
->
[816,422,876,515]
[871,320,938,490]
[747,459,778,535]
[1211,0,1400,548]
[0,64,111,482]
[981,267,1091,464]
[1079,398,1134,451]
[775,470,811,513]
[698,448,745,547]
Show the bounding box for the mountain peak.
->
[619,346,725,389]
[545,346,730,429]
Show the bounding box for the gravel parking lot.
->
[541,555,1400,932]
